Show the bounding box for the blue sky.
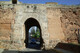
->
[0,0,80,5]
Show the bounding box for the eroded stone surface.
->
[0,0,80,50]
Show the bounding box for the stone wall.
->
[46,7,80,48]
[0,2,80,50]
[60,7,80,44]
[47,8,65,49]
[47,8,65,40]
[0,7,15,49]
[0,0,22,4]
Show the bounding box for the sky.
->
[29,26,37,33]
[0,0,80,5]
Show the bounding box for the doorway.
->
[24,18,43,49]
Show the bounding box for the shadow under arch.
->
[24,18,43,49]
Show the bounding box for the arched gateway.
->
[12,9,49,49]
[13,17,49,50]
[24,18,43,49]
[1,0,79,51]
[8,4,50,50]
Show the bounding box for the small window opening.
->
[34,5,37,10]
[12,0,17,4]
[31,6,33,8]
[27,6,29,8]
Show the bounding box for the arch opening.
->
[24,18,43,49]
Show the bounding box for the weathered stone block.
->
[0,24,11,30]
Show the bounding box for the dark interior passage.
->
[28,26,41,49]
[24,18,43,49]
[12,0,17,4]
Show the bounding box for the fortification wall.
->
[47,7,80,49]
[0,6,16,49]
[0,3,80,50]
[0,0,22,4]
[60,7,80,43]
[47,8,65,48]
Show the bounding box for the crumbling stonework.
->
[60,8,80,44]
[0,8,15,49]
[0,0,80,50]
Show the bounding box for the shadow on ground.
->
[2,43,80,53]
[54,43,80,53]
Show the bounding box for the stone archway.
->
[24,18,43,49]
[12,6,49,49]
[12,16,49,50]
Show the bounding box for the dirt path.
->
[1,48,56,53]
[0,48,74,53]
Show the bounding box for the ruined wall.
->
[47,8,65,48]
[47,8,65,40]
[60,7,80,44]
[0,0,22,4]
[0,7,15,49]
[46,6,80,49]
[47,7,80,45]
[0,4,49,50]
[0,2,80,50]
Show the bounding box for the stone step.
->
[22,48,42,52]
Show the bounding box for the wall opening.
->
[24,18,43,49]
[12,0,17,4]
